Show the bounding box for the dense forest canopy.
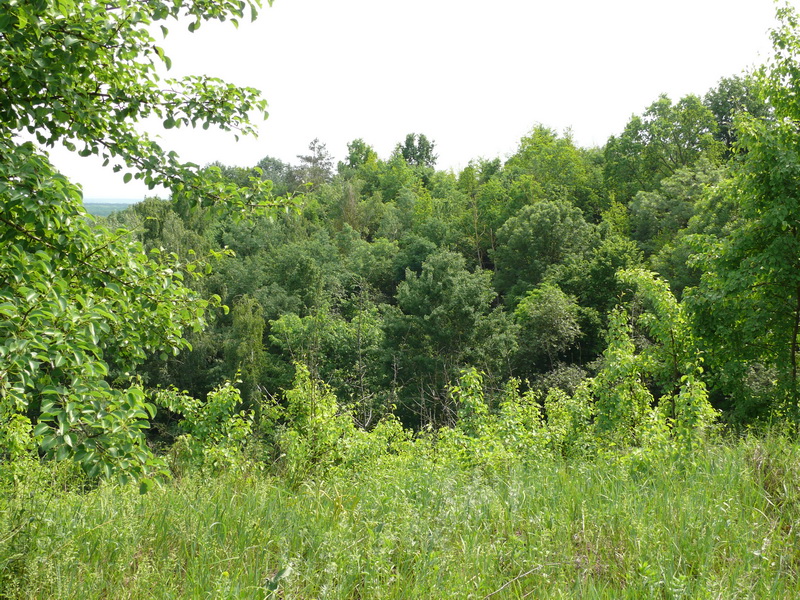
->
[3,0,800,484]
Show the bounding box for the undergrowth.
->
[2,433,800,599]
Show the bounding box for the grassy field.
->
[3,434,800,599]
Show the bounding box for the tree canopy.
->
[5,0,800,484]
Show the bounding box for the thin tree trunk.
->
[791,283,800,405]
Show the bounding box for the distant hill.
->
[83,198,140,217]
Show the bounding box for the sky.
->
[51,0,792,200]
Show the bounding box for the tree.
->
[255,155,298,196]
[704,74,771,153]
[0,0,280,480]
[591,270,716,450]
[269,303,385,426]
[652,170,738,298]
[560,233,644,316]
[549,233,644,361]
[296,138,334,189]
[604,94,723,201]
[382,250,506,426]
[396,133,437,168]
[456,160,509,266]
[223,295,267,407]
[629,159,725,256]
[492,200,597,305]
[338,138,379,174]
[687,5,800,418]
[504,125,605,220]
[514,283,582,373]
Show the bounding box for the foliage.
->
[449,367,490,435]
[629,159,725,256]
[543,385,594,457]
[493,200,597,304]
[339,138,379,174]
[383,250,506,426]
[396,133,438,168]
[155,381,253,474]
[1,0,274,208]
[7,0,799,493]
[0,0,280,479]
[255,155,298,197]
[591,308,656,446]
[494,378,549,459]
[439,369,550,466]
[0,146,217,480]
[269,302,386,423]
[514,283,583,373]
[504,125,605,218]
[8,12,800,600]
[687,4,800,419]
[650,173,738,298]
[455,159,509,265]
[703,74,771,152]
[295,138,334,189]
[589,269,717,452]
[558,232,644,319]
[604,94,723,200]
[223,295,267,407]
[276,363,355,483]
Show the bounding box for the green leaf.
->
[139,477,154,494]
[33,423,51,437]
[56,444,71,461]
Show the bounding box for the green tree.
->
[652,171,738,298]
[703,74,771,153]
[296,138,334,189]
[456,159,508,265]
[255,155,298,197]
[397,133,437,168]
[338,138,379,174]
[687,5,800,418]
[337,138,383,200]
[0,0,278,479]
[514,283,582,373]
[223,295,267,407]
[604,94,723,201]
[591,270,716,450]
[559,234,644,316]
[629,159,725,256]
[269,303,385,426]
[110,196,211,261]
[493,200,597,305]
[505,125,606,219]
[549,233,644,361]
[382,250,506,426]
[374,154,421,203]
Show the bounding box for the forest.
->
[3,0,800,598]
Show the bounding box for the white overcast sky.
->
[51,0,794,200]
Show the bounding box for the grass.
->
[3,434,800,598]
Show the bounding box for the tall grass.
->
[3,434,800,599]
